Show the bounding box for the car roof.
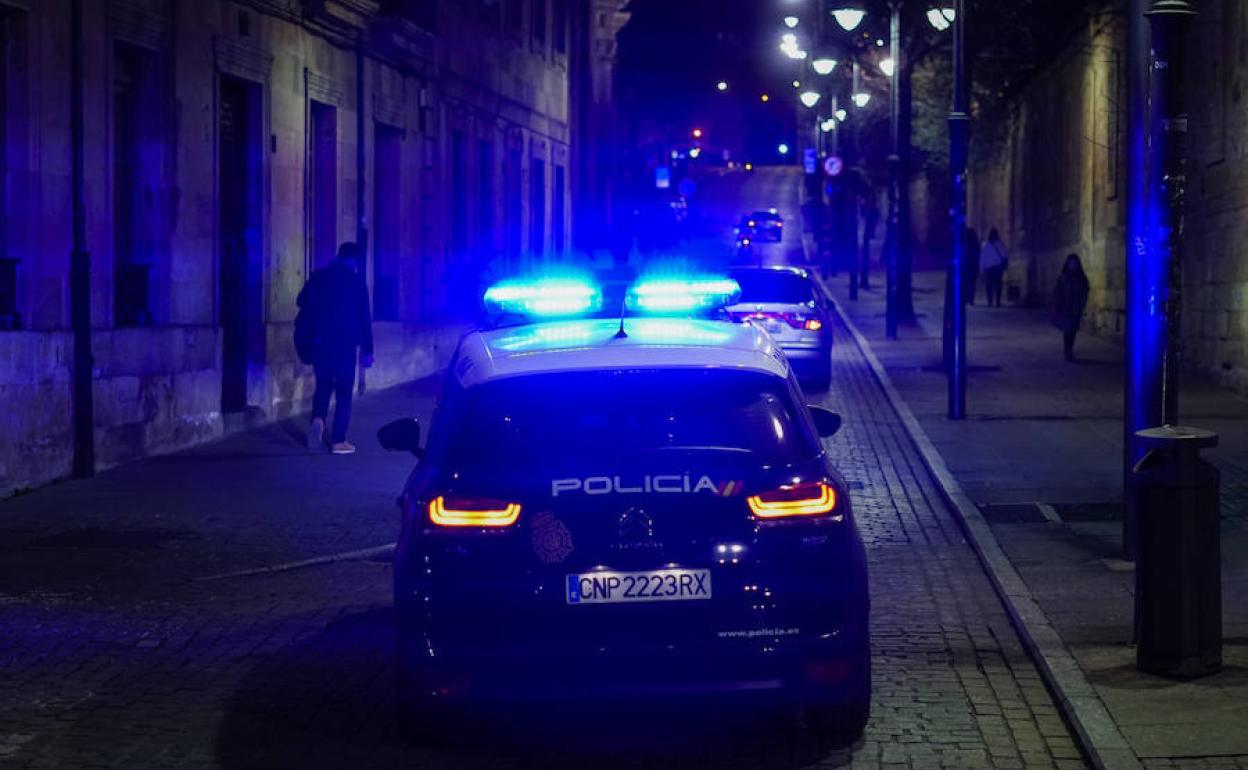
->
[454,317,790,388]
[730,265,810,279]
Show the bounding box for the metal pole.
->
[1147,0,1196,425]
[884,1,901,340]
[1123,0,1153,558]
[947,0,968,420]
[70,0,94,478]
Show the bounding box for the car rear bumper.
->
[396,623,867,704]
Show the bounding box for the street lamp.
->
[926,4,954,31]
[778,143,790,155]
[879,57,896,77]
[834,108,848,121]
[800,90,822,108]
[851,91,871,107]
[831,4,867,31]
[784,15,800,28]
[812,56,838,75]
[820,118,837,132]
[716,80,728,92]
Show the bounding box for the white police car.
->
[379,274,870,741]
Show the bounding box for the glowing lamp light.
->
[760,93,770,102]
[778,143,790,155]
[747,482,839,519]
[626,276,742,314]
[812,57,838,76]
[820,118,837,133]
[691,127,704,139]
[879,57,896,77]
[792,79,802,88]
[831,8,866,31]
[783,15,799,28]
[483,277,602,317]
[852,91,871,108]
[799,91,821,108]
[716,80,728,91]
[429,496,521,528]
[926,6,955,31]
[781,32,797,46]
[835,108,848,122]
[689,147,702,159]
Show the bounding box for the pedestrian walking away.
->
[294,241,375,454]
[963,226,981,305]
[1052,253,1090,361]
[980,228,1008,307]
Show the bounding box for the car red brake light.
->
[804,318,823,331]
[428,496,521,527]
[747,481,839,519]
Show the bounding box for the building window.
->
[382,0,435,31]
[505,148,522,263]
[529,156,545,255]
[113,43,158,327]
[504,0,523,33]
[450,130,468,258]
[531,0,546,46]
[373,123,402,321]
[0,10,16,330]
[552,0,567,55]
[310,101,337,268]
[476,139,494,262]
[553,163,565,255]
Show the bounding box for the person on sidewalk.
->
[963,227,981,305]
[980,228,1008,307]
[297,242,375,455]
[1052,253,1090,362]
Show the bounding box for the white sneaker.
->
[330,441,356,455]
[307,418,325,450]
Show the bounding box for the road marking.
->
[192,543,395,582]
[1037,503,1063,524]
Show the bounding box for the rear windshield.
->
[731,271,816,305]
[435,370,817,470]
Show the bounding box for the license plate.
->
[566,569,711,605]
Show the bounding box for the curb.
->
[824,291,1142,770]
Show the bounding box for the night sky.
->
[617,0,801,163]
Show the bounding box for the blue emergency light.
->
[483,276,602,318]
[626,276,741,314]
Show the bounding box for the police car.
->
[379,275,870,741]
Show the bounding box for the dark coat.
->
[1052,270,1090,333]
[297,260,374,361]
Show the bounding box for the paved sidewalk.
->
[824,268,1248,769]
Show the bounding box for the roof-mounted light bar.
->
[625,276,742,315]
[482,276,602,319]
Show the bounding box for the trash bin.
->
[1132,425,1222,677]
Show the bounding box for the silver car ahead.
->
[727,266,833,390]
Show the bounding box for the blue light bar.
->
[483,277,602,318]
[626,276,741,315]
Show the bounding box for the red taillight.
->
[428,496,521,527]
[804,318,823,331]
[747,481,839,519]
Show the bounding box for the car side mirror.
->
[378,418,422,455]
[809,406,842,438]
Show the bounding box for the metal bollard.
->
[1132,425,1222,677]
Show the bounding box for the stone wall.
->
[0,0,622,496]
[968,1,1248,395]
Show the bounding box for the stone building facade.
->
[0,0,630,496]
[968,1,1248,395]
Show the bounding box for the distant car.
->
[728,266,833,389]
[385,275,870,744]
[749,210,784,242]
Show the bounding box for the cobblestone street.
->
[0,276,1088,768]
